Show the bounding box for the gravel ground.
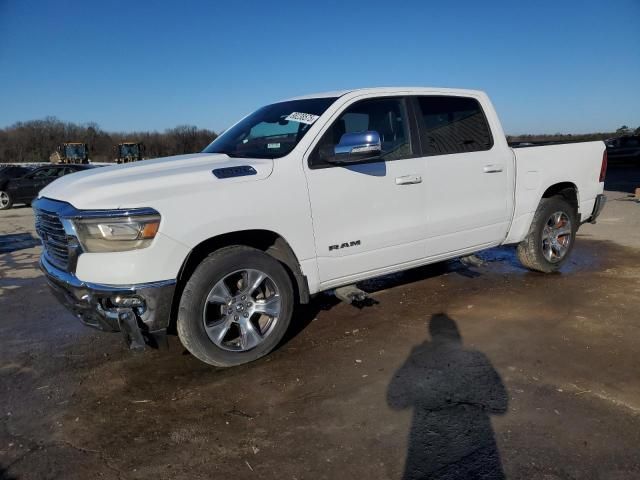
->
[1,166,639,480]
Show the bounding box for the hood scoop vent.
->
[212,165,258,179]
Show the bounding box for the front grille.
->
[34,208,69,270]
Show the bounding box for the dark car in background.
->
[605,136,640,164]
[0,164,96,210]
[0,165,34,210]
[0,165,33,179]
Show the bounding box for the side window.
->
[310,97,411,167]
[416,96,493,156]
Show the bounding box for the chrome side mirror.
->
[332,131,382,163]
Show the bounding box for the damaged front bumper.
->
[40,254,176,350]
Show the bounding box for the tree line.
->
[507,125,640,144]
[0,117,218,163]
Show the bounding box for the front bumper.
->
[40,254,176,349]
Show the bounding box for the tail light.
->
[599,149,608,182]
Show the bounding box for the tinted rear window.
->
[416,96,493,155]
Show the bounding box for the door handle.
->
[395,174,422,185]
[483,164,504,173]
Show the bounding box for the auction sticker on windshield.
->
[285,112,319,125]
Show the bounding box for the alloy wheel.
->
[541,211,572,263]
[202,269,281,351]
[0,191,9,209]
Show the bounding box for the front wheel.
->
[517,195,578,273]
[0,190,13,210]
[177,246,294,367]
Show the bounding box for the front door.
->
[304,96,427,286]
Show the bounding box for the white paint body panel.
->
[504,141,606,243]
[39,87,605,292]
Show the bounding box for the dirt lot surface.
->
[1,166,639,480]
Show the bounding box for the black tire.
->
[0,190,13,210]
[177,245,294,367]
[516,195,578,273]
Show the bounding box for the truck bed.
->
[504,141,606,244]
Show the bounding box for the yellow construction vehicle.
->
[114,142,145,163]
[50,143,89,164]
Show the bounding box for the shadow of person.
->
[387,313,508,480]
[0,465,18,480]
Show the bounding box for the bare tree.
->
[0,117,217,163]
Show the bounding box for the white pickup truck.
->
[34,87,607,367]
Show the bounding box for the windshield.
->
[120,144,139,157]
[65,145,85,158]
[203,97,338,159]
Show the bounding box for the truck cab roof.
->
[285,86,486,101]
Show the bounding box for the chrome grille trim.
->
[34,207,69,270]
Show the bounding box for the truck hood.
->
[39,153,274,210]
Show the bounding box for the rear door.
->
[411,95,513,257]
[304,96,427,285]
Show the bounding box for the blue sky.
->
[1,0,638,135]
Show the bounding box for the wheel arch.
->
[168,229,309,333]
[541,181,579,214]
[504,181,581,245]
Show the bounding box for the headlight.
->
[73,213,161,253]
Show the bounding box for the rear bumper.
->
[585,194,607,224]
[40,254,176,349]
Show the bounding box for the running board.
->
[459,254,486,268]
[334,285,369,304]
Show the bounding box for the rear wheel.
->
[177,246,294,367]
[0,191,13,210]
[517,196,577,273]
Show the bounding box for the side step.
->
[334,285,369,305]
[459,254,486,268]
